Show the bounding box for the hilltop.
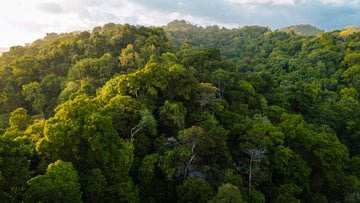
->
[280,24,324,36]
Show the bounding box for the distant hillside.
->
[339,26,360,38]
[280,24,324,36]
[163,20,271,54]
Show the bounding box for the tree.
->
[8,107,32,131]
[22,82,46,114]
[340,87,359,100]
[0,136,29,201]
[0,66,24,113]
[85,32,107,58]
[36,95,134,184]
[274,184,302,203]
[239,120,284,151]
[285,81,320,116]
[211,69,231,99]
[273,145,311,189]
[198,83,218,108]
[164,64,199,101]
[209,183,245,203]
[39,74,65,118]
[245,148,267,198]
[136,150,180,202]
[68,54,116,88]
[262,105,287,124]
[309,132,349,181]
[0,46,26,66]
[103,95,141,138]
[121,56,169,107]
[10,56,39,86]
[227,80,256,114]
[176,176,215,203]
[58,80,81,103]
[26,160,82,202]
[119,44,140,72]
[333,98,360,154]
[178,125,212,176]
[130,110,157,142]
[343,53,360,68]
[81,168,107,203]
[341,65,360,85]
[177,43,195,68]
[159,100,187,134]
[179,126,212,157]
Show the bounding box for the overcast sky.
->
[0,0,359,47]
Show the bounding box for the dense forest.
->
[279,24,324,36]
[1,20,360,202]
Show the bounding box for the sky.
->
[0,0,359,48]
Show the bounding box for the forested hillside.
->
[280,24,324,36]
[1,20,360,202]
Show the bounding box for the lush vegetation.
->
[1,20,360,202]
[280,24,324,36]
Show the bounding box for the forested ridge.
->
[279,24,324,36]
[1,20,360,202]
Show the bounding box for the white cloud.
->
[37,2,63,14]
[169,12,181,20]
[227,0,269,4]
[320,0,346,5]
[227,0,295,5]
[273,0,295,5]
[0,0,358,47]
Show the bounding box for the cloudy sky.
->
[0,0,359,47]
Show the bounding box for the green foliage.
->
[164,64,199,101]
[68,53,116,88]
[0,113,10,128]
[0,136,29,201]
[139,110,157,136]
[36,95,134,183]
[2,21,360,202]
[209,183,245,203]
[280,24,324,36]
[106,179,139,203]
[22,82,46,114]
[1,46,26,66]
[274,145,311,186]
[119,44,140,72]
[211,69,231,98]
[310,132,348,173]
[176,176,215,203]
[340,87,359,100]
[104,95,141,138]
[198,83,218,108]
[248,187,266,203]
[11,56,40,86]
[8,107,31,131]
[26,160,82,202]
[159,100,187,133]
[274,184,302,203]
[81,168,107,202]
